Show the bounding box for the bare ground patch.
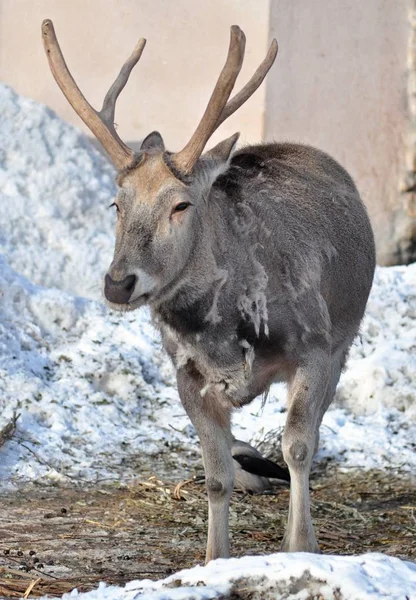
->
[0,469,414,598]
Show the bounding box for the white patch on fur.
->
[232,203,269,337]
[240,339,255,377]
[160,319,255,407]
[131,268,158,300]
[237,242,269,337]
[200,383,211,397]
[204,268,228,324]
[161,323,196,369]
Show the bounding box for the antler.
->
[41,19,145,170]
[42,21,277,174]
[173,27,278,174]
[216,38,278,128]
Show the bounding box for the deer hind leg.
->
[281,347,331,553]
[314,346,349,455]
[176,366,234,563]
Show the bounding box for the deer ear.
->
[140,131,165,152]
[205,132,240,163]
[196,132,240,189]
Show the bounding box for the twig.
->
[0,412,20,448]
[173,478,194,500]
[13,439,91,484]
[23,578,41,599]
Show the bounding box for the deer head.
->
[41,20,277,310]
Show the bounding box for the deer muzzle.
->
[104,273,137,304]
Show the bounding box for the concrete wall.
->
[0,0,269,150]
[266,0,415,265]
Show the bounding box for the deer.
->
[42,20,376,562]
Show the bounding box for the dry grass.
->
[0,571,101,599]
[0,469,414,598]
[0,414,19,450]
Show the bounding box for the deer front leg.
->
[177,366,234,562]
[281,347,331,553]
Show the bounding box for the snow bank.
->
[0,82,415,487]
[53,553,416,600]
[0,255,191,484]
[0,83,116,298]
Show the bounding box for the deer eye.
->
[173,202,191,213]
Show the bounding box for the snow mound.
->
[53,553,416,600]
[0,256,192,484]
[0,83,415,486]
[0,83,116,298]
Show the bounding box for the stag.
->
[42,20,375,561]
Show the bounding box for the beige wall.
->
[0,0,269,150]
[266,0,415,265]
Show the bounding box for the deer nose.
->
[104,273,137,304]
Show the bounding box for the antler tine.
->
[173,25,246,175]
[216,38,278,128]
[100,38,146,125]
[42,19,144,170]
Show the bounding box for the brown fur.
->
[122,154,185,205]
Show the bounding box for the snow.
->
[53,553,416,599]
[0,84,116,298]
[0,83,415,598]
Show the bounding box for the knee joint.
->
[206,477,232,499]
[284,441,310,467]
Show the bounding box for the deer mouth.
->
[128,292,150,309]
[105,293,150,312]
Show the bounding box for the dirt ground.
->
[0,469,415,598]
